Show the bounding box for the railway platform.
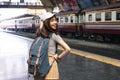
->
[0,31,120,80]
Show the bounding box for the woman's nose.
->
[54,20,57,24]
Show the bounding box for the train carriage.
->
[1,4,120,42]
[0,14,40,33]
[57,3,120,42]
[0,19,15,30]
[56,10,83,38]
[82,4,120,41]
[15,16,40,32]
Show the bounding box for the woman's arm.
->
[54,39,71,61]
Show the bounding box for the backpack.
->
[27,37,53,78]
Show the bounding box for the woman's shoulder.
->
[51,33,63,42]
[51,33,60,38]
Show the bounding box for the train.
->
[56,3,120,42]
[0,3,120,42]
[0,14,40,33]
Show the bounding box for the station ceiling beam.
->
[0,0,56,11]
[0,5,53,9]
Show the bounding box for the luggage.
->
[27,37,51,77]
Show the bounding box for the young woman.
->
[35,12,71,80]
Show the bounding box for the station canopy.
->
[40,0,120,11]
[0,0,120,12]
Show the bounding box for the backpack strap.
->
[29,37,41,57]
[34,38,45,76]
[27,37,41,73]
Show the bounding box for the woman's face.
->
[49,17,58,30]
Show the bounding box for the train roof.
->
[10,14,38,19]
[56,10,80,16]
[2,14,39,21]
[82,3,120,12]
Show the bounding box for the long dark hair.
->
[36,15,59,38]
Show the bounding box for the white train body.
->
[0,14,40,32]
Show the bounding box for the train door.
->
[84,12,96,40]
[75,14,81,38]
[31,17,36,33]
[32,18,35,28]
[77,13,85,38]
[15,20,17,31]
[68,14,76,38]
[80,12,88,39]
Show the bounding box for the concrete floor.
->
[0,31,120,80]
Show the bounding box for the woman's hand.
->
[54,54,60,62]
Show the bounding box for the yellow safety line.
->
[29,39,120,67]
[58,47,120,67]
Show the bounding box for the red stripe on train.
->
[85,29,120,34]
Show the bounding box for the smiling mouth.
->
[52,25,57,27]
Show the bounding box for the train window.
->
[60,17,64,23]
[116,11,120,20]
[75,16,78,23]
[36,20,40,23]
[24,20,29,23]
[105,12,111,21]
[88,14,92,21]
[80,15,85,22]
[70,16,73,23]
[65,17,68,23]
[96,13,101,21]
[19,21,23,24]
